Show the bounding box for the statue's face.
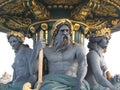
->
[58,24,70,40]
[98,35,109,49]
[54,24,71,51]
[8,36,22,51]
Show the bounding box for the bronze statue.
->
[34,19,90,90]
[0,31,37,90]
[85,28,119,90]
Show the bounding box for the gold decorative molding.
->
[93,3,118,17]
[111,19,120,26]
[85,28,111,38]
[71,4,90,21]
[0,0,25,14]
[47,5,74,9]
[41,23,48,30]
[7,31,25,43]
[0,17,5,23]
[96,28,111,38]
[73,23,80,31]
[29,26,36,33]
[0,0,12,7]
[72,0,120,22]
[30,0,50,20]
[103,0,120,9]
[5,16,32,30]
[85,18,109,30]
[71,0,102,21]
[85,18,120,32]
[44,0,80,5]
[89,0,101,9]
[0,24,11,32]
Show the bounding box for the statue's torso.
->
[44,44,78,77]
[85,50,107,86]
[12,45,32,82]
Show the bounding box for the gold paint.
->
[71,5,90,21]
[7,31,25,43]
[31,0,50,20]
[23,82,32,90]
[94,3,118,17]
[89,0,101,9]
[64,5,68,9]
[86,28,111,38]
[52,19,73,34]
[72,30,75,43]
[36,33,39,42]
[0,17,5,23]
[69,6,73,9]
[96,28,111,38]
[53,5,57,8]
[28,19,88,33]
[41,23,48,31]
[5,16,31,29]
[48,5,52,9]
[84,27,89,35]
[104,0,120,9]
[85,18,110,31]
[41,23,48,44]
[30,26,35,33]
[74,23,80,31]
[1,0,25,14]
[45,31,48,44]
[80,34,84,44]
[0,0,12,7]
[106,71,112,80]
[58,5,63,8]
[111,19,120,25]
[44,0,79,5]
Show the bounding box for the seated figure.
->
[34,19,90,90]
[85,29,119,90]
[0,31,37,90]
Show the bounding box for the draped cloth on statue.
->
[40,74,90,90]
[0,82,25,90]
[90,84,110,90]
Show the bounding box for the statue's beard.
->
[54,34,71,52]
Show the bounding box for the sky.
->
[0,31,120,77]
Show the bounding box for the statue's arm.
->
[29,40,46,80]
[87,51,115,90]
[29,47,39,75]
[75,45,87,90]
[25,48,38,85]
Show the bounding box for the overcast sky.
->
[0,31,120,77]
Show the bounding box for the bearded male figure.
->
[34,19,90,90]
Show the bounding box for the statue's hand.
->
[40,39,46,48]
[36,39,46,52]
[88,0,100,9]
